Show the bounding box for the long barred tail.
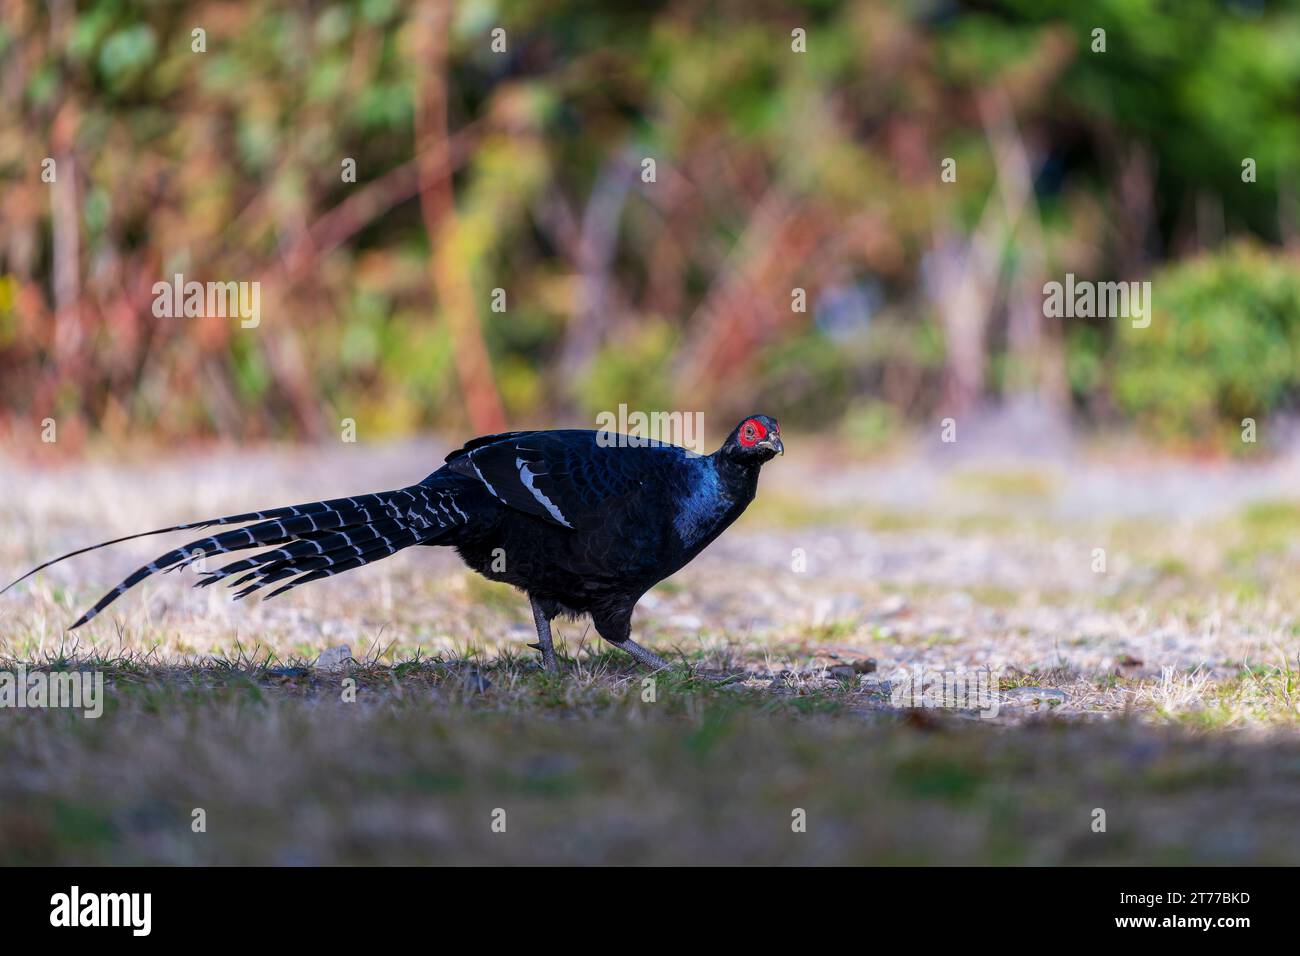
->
[3,482,469,629]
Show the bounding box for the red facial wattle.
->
[739,419,768,447]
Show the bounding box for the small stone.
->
[852,658,878,674]
[1000,686,1067,710]
[862,678,892,699]
[875,595,908,618]
[316,645,352,671]
[828,664,857,682]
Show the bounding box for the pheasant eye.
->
[739,419,765,446]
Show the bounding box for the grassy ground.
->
[2,437,1299,864]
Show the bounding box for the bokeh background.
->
[3,0,1300,453]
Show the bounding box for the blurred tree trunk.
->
[930,231,990,417]
[414,0,506,433]
[980,88,1069,414]
[559,148,637,386]
[50,103,82,373]
[675,191,821,411]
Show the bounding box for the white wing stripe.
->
[515,457,572,528]
[469,450,504,501]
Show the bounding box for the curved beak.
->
[759,434,785,456]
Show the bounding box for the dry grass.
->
[2,439,1299,863]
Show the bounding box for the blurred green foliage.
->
[1115,243,1300,448]
[1,0,1299,449]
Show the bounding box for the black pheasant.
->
[5,415,784,670]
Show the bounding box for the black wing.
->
[443,430,542,464]
[446,430,684,531]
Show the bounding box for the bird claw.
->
[527,642,544,652]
